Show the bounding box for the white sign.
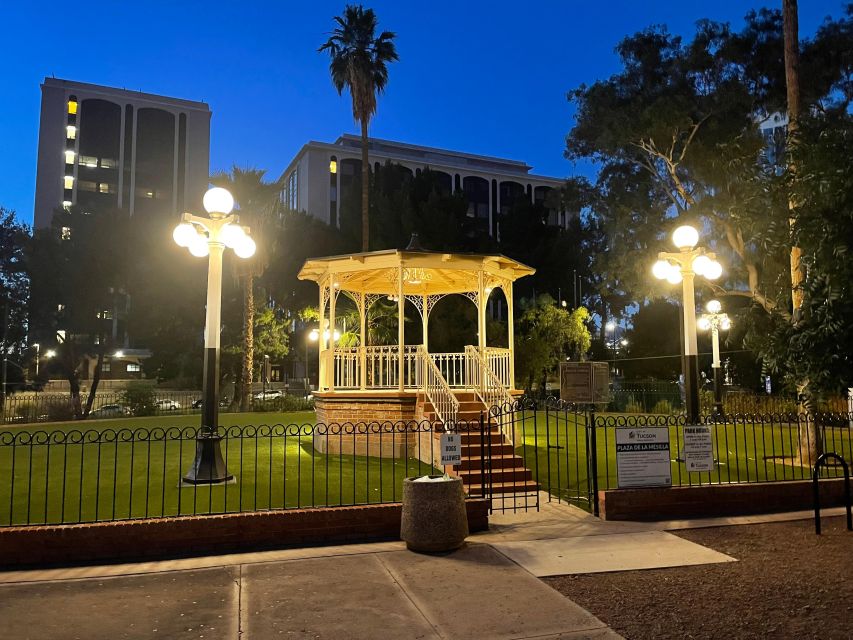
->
[682,425,715,472]
[440,433,461,466]
[616,427,672,488]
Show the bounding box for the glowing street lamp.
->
[174,186,256,484]
[652,224,723,423]
[698,300,731,417]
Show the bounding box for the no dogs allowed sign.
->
[440,433,462,466]
[615,427,672,488]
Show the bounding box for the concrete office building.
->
[33,78,211,228]
[280,135,567,238]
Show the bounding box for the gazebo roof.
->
[297,246,535,296]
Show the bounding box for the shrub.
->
[253,394,314,413]
[651,399,675,415]
[624,397,644,414]
[122,382,157,416]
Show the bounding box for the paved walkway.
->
[0,499,838,640]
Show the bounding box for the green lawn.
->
[0,411,440,526]
[508,411,853,508]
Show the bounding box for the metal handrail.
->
[465,346,514,439]
[417,346,459,427]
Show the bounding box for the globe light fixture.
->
[173,186,258,485]
[653,223,723,423]
[698,299,731,417]
[672,225,699,249]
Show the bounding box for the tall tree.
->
[319,4,398,251]
[0,208,30,399]
[784,0,804,317]
[210,167,283,409]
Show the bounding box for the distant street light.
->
[653,224,723,423]
[698,300,731,418]
[44,349,56,359]
[32,343,40,377]
[174,186,256,484]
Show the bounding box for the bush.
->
[252,394,314,413]
[122,382,157,416]
[44,398,75,422]
[624,397,644,414]
[651,399,675,415]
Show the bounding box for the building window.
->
[79,155,98,168]
[329,159,337,174]
[57,304,65,312]
[127,363,141,373]
[62,200,72,210]
[78,180,97,192]
[64,175,74,189]
[98,183,115,194]
[102,362,111,373]
[287,167,298,210]
[64,150,75,165]
[61,227,71,240]
[66,125,77,140]
[100,157,117,169]
[67,99,78,115]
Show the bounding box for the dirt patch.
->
[544,517,853,639]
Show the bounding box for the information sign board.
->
[682,425,715,472]
[440,433,461,466]
[616,427,671,488]
[560,362,610,404]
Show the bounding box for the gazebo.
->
[297,237,534,433]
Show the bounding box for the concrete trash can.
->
[400,475,469,552]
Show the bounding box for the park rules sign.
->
[615,427,672,488]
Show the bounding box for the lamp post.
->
[173,187,256,484]
[653,225,723,423]
[32,343,40,378]
[698,300,731,418]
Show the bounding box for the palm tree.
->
[319,4,398,251]
[210,167,283,410]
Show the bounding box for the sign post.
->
[682,425,714,472]
[615,427,672,488]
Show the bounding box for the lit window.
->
[78,181,97,192]
[101,362,110,372]
[100,158,116,169]
[67,100,78,115]
[127,363,141,372]
[98,183,114,194]
[66,125,76,140]
[64,175,74,189]
[57,304,65,312]
[62,200,72,210]
[329,160,337,174]
[79,155,97,168]
[64,150,75,164]
[61,227,71,240]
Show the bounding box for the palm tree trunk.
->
[360,118,370,252]
[240,276,254,410]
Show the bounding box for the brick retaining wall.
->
[0,499,490,569]
[599,478,851,521]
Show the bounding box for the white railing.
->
[429,352,469,388]
[484,347,512,388]
[417,346,459,426]
[333,345,420,389]
[465,346,514,437]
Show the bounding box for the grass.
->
[509,410,853,508]
[0,410,440,526]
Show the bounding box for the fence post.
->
[589,408,600,517]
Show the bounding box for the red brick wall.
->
[0,500,490,568]
[599,479,851,521]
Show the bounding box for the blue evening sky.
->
[1,1,843,225]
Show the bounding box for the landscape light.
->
[309,329,319,341]
[45,350,56,359]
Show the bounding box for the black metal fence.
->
[499,398,853,514]
[1,390,314,424]
[0,421,496,527]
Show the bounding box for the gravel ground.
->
[544,516,853,640]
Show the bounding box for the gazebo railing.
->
[429,352,469,388]
[465,346,514,422]
[484,347,511,388]
[417,347,460,425]
[332,345,420,390]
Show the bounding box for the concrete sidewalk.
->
[0,543,620,640]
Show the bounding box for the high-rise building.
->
[33,78,211,228]
[280,135,568,238]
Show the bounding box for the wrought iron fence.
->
[496,398,853,514]
[0,420,489,527]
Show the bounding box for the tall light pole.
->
[307,328,319,393]
[653,225,723,423]
[32,343,40,378]
[174,187,256,484]
[698,300,731,418]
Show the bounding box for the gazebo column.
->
[507,281,516,390]
[421,293,428,351]
[329,278,336,391]
[359,292,367,390]
[397,266,405,391]
[477,271,486,355]
[318,281,327,390]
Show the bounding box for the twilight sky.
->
[1,1,843,225]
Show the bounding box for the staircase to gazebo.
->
[418,390,539,496]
